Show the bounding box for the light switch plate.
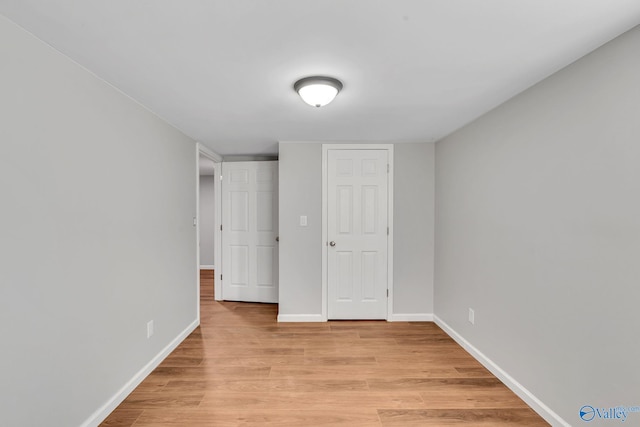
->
[300,215,308,226]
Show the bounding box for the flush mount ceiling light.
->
[294,76,343,108]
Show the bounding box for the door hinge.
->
[220,224,223,231]
[387,289,389,297]
[387,226,389,235]
[220,274,222,281]
[387,164,389,173]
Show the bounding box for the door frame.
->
[321,144,394,321]
[197,144,223,315]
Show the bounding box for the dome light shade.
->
[294,76,343,107]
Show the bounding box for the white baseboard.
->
[199,265,215,269]
[434,315,569,427]
[80,318,199,427]
[388,313,434,322]
[277,314,325,322]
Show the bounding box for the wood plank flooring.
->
[101,270,548,426]
[200,269,215,301]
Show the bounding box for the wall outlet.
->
[468,308,475,325]
[147,320,154,338]
[300,215,308,226]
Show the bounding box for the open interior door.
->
[221,161,278,303]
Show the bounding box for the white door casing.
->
[222,161,279,303]
[326,148,390,319]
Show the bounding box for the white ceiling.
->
[2,1,639,156]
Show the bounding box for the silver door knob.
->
[329,241,336,247]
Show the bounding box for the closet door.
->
[327,149,388,319]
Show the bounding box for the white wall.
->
[435,25,640,426]
[199,175,216,267]
[393,143,435,317]
[0,15,197,427]
[278,142,434,319]
[278,143,323,315]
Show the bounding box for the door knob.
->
[329,241,336,247]
[276,236,279,242]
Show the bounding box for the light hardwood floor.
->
[101,270,548,426]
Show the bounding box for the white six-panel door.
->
[327,149,389,319]
[222,161,278,303]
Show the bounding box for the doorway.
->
[197,144,222,317]
[199,155,216,299]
